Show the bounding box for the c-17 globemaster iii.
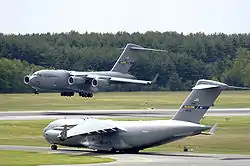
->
[42,79,250,153]
[24,43,162,98]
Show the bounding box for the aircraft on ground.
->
[24,43,162,98]
[42,79,250,153]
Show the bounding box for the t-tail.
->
[172,79,250,124]
[110,43,166,73]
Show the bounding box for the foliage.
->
[222,48,250,86]
[1,31,250,92]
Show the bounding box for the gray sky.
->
[1,0,249,34]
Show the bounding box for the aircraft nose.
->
[43,128,52,143]
[43,127,48,138]
[43,129,61,143]
[29,76,39,86]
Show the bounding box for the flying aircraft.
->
[42,79,249,153]
[24,43,162,98]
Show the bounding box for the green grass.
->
[146,116,250,155]
[1,91,250,111]
[1,117,250,155]
[0,150,114,166]
[0,120,51,146]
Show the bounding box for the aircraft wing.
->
[109,77,151,84]
[109,73,159,85]
[64,119,127,139]
[68,72,159,86]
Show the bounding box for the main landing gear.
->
[60,92,74,97]
[79,92,93,98]
[51,144,57,150]
[120,149,140,154]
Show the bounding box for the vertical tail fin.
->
[172,79,230,123]
[110,43,165,73]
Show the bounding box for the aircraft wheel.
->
[96,150,106,153]
[89,93,93,98]
[79,92,85,97]
[110,148,116,153]
[82,93,87,97]
[51,145,57,150]
[123,149,139,154]
[86,93,90,98]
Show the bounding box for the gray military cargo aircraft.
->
[42,79,249,153]
[24,43,162,98]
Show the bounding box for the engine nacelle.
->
[24,75,30,85]
[68,76,85,85]
[91,78,109,88]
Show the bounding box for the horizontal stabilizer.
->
[201,122,218,135]
[192,84,219,90]
[228,86,250,90]
[130,46,166,52]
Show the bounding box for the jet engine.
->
[91,78,109,88]
[24,75,30,84]
[68,76,85,85]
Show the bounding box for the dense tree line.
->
[0,31,250,93]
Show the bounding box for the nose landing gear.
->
[51,144,58,150]
[34,89,39,94]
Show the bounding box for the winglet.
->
[57,124,67,141]
[152,73,159,83]
[201,122,218,135]
[146,73,159,85]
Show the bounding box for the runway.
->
[0,145,250,166]
[1,108,250,120]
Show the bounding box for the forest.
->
[0,31,250,93]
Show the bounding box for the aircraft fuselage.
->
[24,69,135,92]
[43,119,210,152]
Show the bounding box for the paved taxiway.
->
[0,145,250,166]
[1,108,250,120]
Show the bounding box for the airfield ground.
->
[1,116,250,155]
[1,91,250,111]
[0,150,114,166]
[1,92,250,165]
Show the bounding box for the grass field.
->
[0,150,114,166]
[1,116,250,155]
[1,91,250,111]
